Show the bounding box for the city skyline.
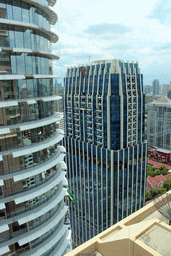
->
[52,0,171,85]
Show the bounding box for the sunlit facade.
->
[0,0,71,255]
[64,59,147,247]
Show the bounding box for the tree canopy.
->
[163,179,171,191]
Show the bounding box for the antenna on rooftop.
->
[153,192,171,225]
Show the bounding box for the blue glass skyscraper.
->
[64,59,147,247]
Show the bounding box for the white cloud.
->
[52,0,171,85]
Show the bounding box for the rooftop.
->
[147,159,171,170]
[65,191,171,256]
[151,96,171,106]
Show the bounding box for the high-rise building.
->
[162,83,171,97]
[64,59,147,247]
[147,96,171,150]
[152,79,160,97]
[0,0,71,255]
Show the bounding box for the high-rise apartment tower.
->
[0,0,71,255]
[152,79,160,98]
[64,59,147,247]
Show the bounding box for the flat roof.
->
[138,224,171,256]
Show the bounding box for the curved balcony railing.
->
[0,171,64,208]
[19,205,68,246]
[0,187,67,235]
[57,229,72,256]
[0,19,58,43]
[19,188,67,226]
[0,74,58,81]
[0,129,64,160]
[28,225,68,256]
[0,205,68,250]
[21,0,58,25]
[0,47,59,60]
[0,148,66,185]
[0,96,61,109]
[0,112,63,136]
[7,182,63,220]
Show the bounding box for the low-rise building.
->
[146,175,166,191]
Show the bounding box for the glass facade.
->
[0,0,72,255]
[64,59,147,247]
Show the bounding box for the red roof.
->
[147,175,165,188]
[164,173,171,180]
[147,159,171,170]
[146,183,152,191]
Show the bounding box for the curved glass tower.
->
[0,0,71,255]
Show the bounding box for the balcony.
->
[0,171,65,208]
[0,130,64,161]
[26,225,68,256]
[0,206,68,250]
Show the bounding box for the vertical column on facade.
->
[139,143,143,207]
[119,61,123,149]
[135,144,139,211]
[100,146,104,231]
[122,149,125,219]
[106,149,109,229]
[74,139,80,246]
[133,63,138,145]
[139,63,143,144]
[71,138,78,243]
[86,142,91,239]
[91,143,95,237]
[127,147,130,216]
[96,146,99,234]
[131,146,134,214]
[110,150,114,225]
[80,141,84,244]
[116,150,119,223]
[143,142,148,206]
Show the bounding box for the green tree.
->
[145,191,152,201]
[151,188,160,198]
[159,165,168,175]
[146,170,153,177]
[163,179,171,191]
[155,169,161,175]
[147,165,153,172]
[158,187,167,194]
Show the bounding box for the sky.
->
[51,0,171,86]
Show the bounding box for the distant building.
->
[152,79,160,97]
[147,96,171,150]
[167,90,171,100]
[146,174,171,191]
[162,83,171,97]
[146,175,165,191]
[147,147,171,164]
